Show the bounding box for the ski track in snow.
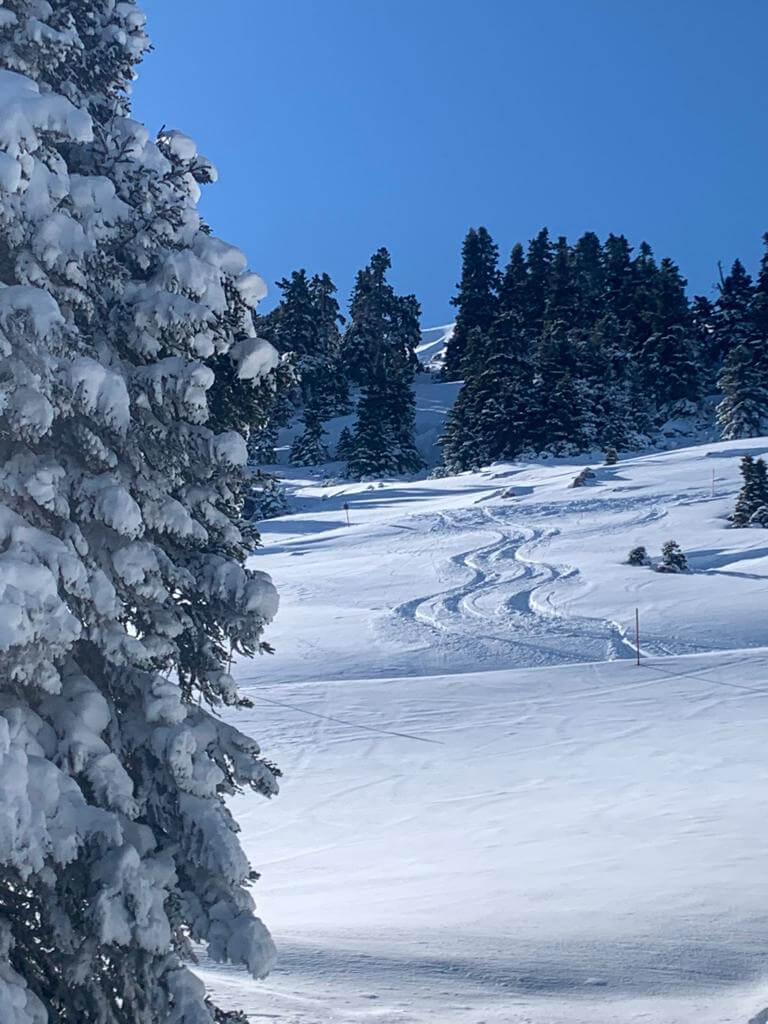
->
[390,498,671,669]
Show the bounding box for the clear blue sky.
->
[134,1,768,326]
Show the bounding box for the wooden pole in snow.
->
[712,468,715,498]
[635,607,641,666]
[343,501,350,527]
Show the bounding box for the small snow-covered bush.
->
[749,505,768,528]
[656,540,689,573]
[604,446,618,466]
[627,545,650,566]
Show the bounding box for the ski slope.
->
[205,438,768,1023]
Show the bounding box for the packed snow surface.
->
[204,437,768,1022]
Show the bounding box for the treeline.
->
[441,226,768,471]
[248,227,768,485]
[255,248,422,477]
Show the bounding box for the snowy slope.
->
[416,322,454,371]
[207,438,768,1023]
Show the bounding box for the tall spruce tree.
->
[441,328,494,471]
[309,271,350,416]
[0,6,284,1022]
[691,294,717,386]
[290,410,329,466]
[544,235,576,326]
[266,269,349,453]
[717,253,768,439]
[639,255,698,410]
[629,241,660,339]
[441,315,535,472]
[341,247,391,385]
[712,259,755,365]
[525,227,552,330]
[602,233,634,325]
[344,250,422,477]
[498,243,528,316]
[572,231,605,328]
[717,342,768,438]
[529,322,591,453]
[441,227,499,380]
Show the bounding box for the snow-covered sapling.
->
[732,455,768,526]
[749,505,768,528]
[657,540,689,573]
[336,425,355,460]
[604,446,618,466]
[627,545,650,566]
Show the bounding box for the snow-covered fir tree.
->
[717,341,768,439]
[344,249,422,477]
[259,268,348,463]
[717,243,768,440]
[658,540,689,572]
[711,258,755,366]
[441,226,499,380]
[335,425,354,461]
[441,329,492,472]
[290,411,329,466]
[441,315,534,472]
[341,248,390,386]
[0,4,283,1022]
[732,455,768,526]
[524,227,553,329]
[308,270,351,416]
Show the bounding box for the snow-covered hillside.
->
[416,322,454,371]
[204,438,768,1023]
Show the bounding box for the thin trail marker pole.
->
[343,501,350,527]
[635,607,641,667]
[711,468,715,498]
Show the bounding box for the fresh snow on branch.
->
[0,4,282,1022]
